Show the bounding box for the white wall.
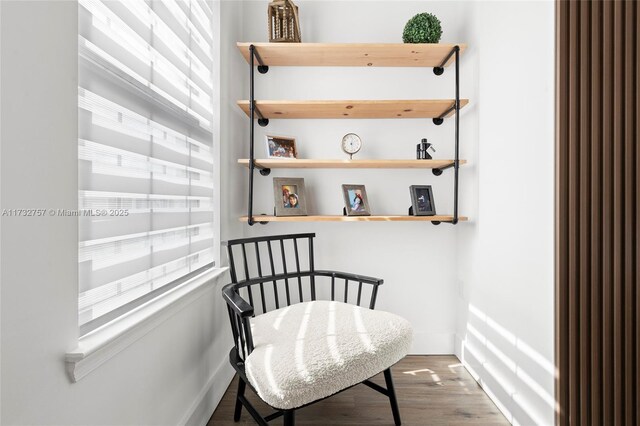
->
[240,0,473,354]
[0,1,239,424]
[456,2,555,426]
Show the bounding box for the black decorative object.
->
[402,13,443,44]
[222,233,401,426]
[416,138,435,159]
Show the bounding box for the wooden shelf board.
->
[238,159,467,169]
[237,43,466,67]
[237,99,468,119]
[240,215,468,223]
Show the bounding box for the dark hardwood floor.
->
[208,355,508,425]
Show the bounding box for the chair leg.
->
[383,368,402,426]
[283,410,295,426]
[234,378,246,422]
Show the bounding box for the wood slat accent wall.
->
[556,1,639,425]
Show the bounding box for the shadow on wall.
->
[459,304,556,426]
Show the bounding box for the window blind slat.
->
[79,88,213,164]
[79,37,213,131]
[81,0,213,103]
[78,0,216,333]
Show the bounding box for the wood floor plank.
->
[207,356,508,425]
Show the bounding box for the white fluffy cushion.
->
[244,300,413,410]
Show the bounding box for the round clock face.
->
[341,133,362,156]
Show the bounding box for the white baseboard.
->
[180,355,235,426]
[410,332,455,354]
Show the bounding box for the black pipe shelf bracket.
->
[432,162,455,176]
[253,47,269,74]
[247,45,272,225]
[431,45,461,226]
[247,45,258,226]
[258,166,271,176]
[433,45,458,76]
[253,102,269,127]
[451,45,461,225]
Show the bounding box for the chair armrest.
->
[222,286,254,318]
[314,270,384,286]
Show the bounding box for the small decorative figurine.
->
[268,0,301,43]
[416,138,435,159]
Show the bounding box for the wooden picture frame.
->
[409,185,436,216]
[265,135,298,159]
[273,177,308,216]
[342,184,371,216]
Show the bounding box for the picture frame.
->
[409,185,436,216]
[342,184,371,216]
[273,177,308,216]
[265,135,298,159]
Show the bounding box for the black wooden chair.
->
[222,233,412,425]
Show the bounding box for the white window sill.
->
[65,266,229,383]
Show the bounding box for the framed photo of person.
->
[273,177,308,216]
[265,135,298,159]
[342,184,371,216]
[409,185,436,216]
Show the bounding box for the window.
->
[78,0,217,335]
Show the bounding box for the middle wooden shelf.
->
[238,159,467,169]
[237,99,469,119]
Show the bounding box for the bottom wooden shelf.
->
[240,215,468,223]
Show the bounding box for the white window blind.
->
[78,0,217,335]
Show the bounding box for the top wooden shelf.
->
[237,43,466,68]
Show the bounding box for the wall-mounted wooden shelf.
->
[240,215,468,223]
[237,99,469,119]
[239,43,468,226]
[237,43,467,67]
[238,159,467,169]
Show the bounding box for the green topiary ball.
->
[402,13,442,43]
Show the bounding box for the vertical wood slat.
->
[589,2,603,424]
[555,1,570,424]
[602,2,614,422]
[557,1,638,425]
[567,2,580,423]
[612,2,624,424]
[636,4,640,422]
[623,3,637,426]
[578,3,591,422]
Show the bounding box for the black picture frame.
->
[409,185,436,216]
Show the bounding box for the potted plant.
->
[402,12,443,44]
